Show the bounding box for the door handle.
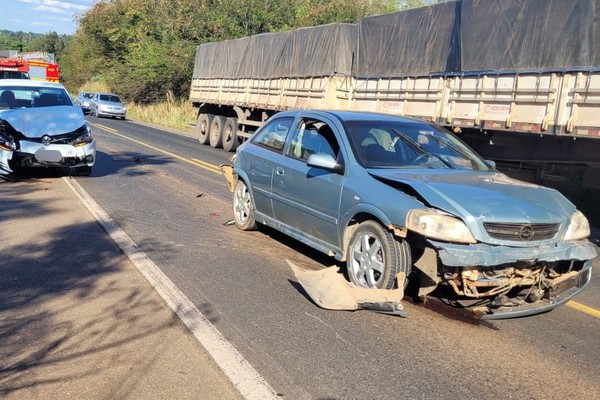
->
[275,167,285,176]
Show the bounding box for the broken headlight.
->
[406,208,476,244]
[72,124,93,147]
[0,122,15,151]
[563,210,590,241]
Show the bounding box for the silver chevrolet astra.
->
[231,110,596,319]
[0,79,96,177]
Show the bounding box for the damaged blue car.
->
[230,110,596,319]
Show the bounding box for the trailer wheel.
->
[196,113,213,145]
[209,116,225,148]
[346,221,410,289]
[222,118,239,152]
[233,180,257,231]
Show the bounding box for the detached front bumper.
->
[15,140,96,168]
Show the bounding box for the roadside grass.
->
[127,92,196,133]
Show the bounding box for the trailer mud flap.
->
[289,260,407,317]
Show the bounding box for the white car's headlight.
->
[73,124,93,147]
[406,209,476,244]
[563,210,590,241]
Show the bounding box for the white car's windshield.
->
[346,120,492,171]
[0,86,73,109]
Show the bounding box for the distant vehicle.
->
[0,79,96,176]
[0,58,29,79]
[90,93,126,120]
[230,110,596,319]
[74,91,94,113]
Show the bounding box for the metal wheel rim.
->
[224,125,233,144]
[234,183,251,223]
[349,231,385,287]
[199,120,208,136]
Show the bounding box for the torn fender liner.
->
[220,164,238,193]
[415,247,439,298]
[288,260,407,317]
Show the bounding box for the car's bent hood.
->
[369,169,575,224]
[0,106,85,138]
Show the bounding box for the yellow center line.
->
[90,122,222,174]
[566,301,600,319]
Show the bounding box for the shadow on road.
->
[0,180,180,397]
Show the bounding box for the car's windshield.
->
[99,94,122,103]
[0,86,72,109]
[345,120,492,171]
[81,92,94,99]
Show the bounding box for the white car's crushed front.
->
[0,105,95,176]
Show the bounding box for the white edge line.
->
[62,177,279,400]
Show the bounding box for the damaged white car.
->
[229,110,597,319]
[0,80,95,177]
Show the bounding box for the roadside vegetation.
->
[59,0,443,105]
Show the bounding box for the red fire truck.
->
[19,52,59,82]
[26,59,59,83]
[0,58,30,79]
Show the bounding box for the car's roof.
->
[0,79,66,90]
[275,109,427,124]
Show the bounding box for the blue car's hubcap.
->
[234,183,251,223]
[350,232,385,287]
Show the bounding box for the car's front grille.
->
[484,222,560,241]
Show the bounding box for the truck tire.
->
[346,221,411,290]
[222,117,239,152]
[196,113,213,145]
[209,115,225,148]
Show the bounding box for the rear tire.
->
[209,115,225,148]
[346,221,411,289]
[196,113,213,145]
[222,117,239,152]
[233,180,256,231]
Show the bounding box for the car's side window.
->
[288,119,340,161]
[252,117,294,152]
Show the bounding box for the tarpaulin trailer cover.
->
[192,0,599,80]
[192,23,357,79]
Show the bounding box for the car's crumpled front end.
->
[371,169,597,319]
[0,106,95,176]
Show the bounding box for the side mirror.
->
[485,159,497,170]
[307,153,342,174]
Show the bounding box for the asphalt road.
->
[69,117,600,399]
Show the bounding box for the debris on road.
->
[289,260,407,317]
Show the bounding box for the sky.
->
[1,0,95,35]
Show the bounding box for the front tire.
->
[346,221,411,289]
[233,180,256,231]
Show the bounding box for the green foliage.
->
[61,0,443,103]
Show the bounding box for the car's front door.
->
[271,114,346,247]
